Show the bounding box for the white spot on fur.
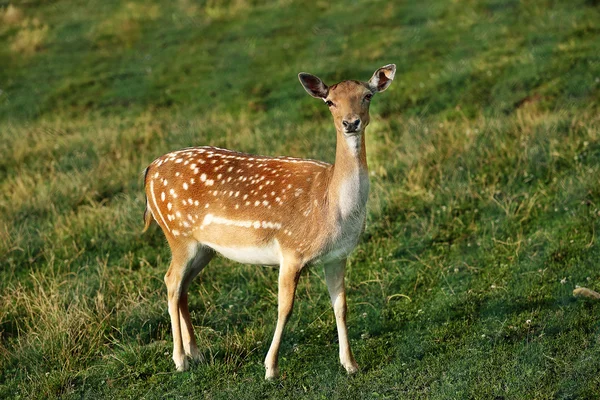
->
[202,213,214,226]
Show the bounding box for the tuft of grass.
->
[2,4,23,26]
[91,2,160,48]
[9,18,48,55]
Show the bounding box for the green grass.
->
[1,0,600,398]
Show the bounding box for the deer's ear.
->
[368,64,396,93]
[298,73,329,99]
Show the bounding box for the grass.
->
[1,0,600,398]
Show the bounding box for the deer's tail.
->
[142,167,154,233]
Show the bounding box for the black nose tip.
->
[342,119,361,130]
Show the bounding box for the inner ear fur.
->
[298,73,329,99]
[368,64,396,93]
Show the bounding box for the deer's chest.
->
[318,172,369,263]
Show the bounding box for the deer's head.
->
[299,64,396,136]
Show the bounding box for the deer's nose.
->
[342,118,361,132]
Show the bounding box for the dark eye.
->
[326,100,334,107]
[364,93,373,101]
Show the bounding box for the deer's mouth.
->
[343,128,362,136]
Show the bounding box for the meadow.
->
[1,0,600,398]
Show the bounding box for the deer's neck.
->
[328,130,369,219]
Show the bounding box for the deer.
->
[142,64,396,379]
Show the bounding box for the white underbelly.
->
[204,240,281,265]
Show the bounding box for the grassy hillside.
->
[1,0,600,398]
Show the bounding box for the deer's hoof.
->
[174,356,189,372]
[265,365,279,380]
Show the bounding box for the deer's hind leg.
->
[164,241,214,371]
[179,245,214,362]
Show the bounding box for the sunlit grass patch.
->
[9,18,48,55]
[91,2,160,48]
[1,4,23,26]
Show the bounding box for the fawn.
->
[143,64,395,378]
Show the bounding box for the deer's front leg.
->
[324,258,358,374]
[264,258,302,380]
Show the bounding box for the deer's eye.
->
[326,100,334,107]
[364,93,373,101]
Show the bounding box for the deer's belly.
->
[204,240,281,265]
